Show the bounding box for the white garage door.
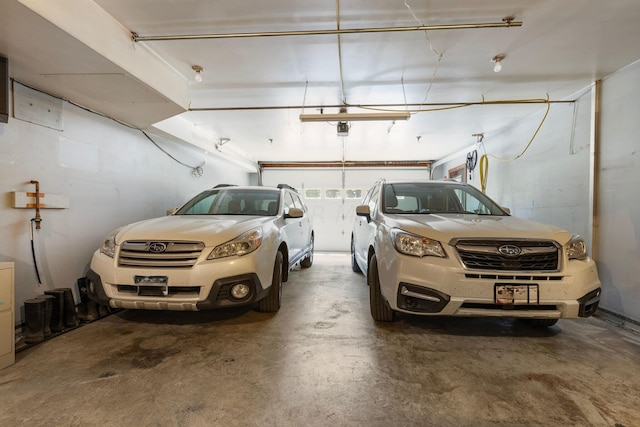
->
[261,167,430,251]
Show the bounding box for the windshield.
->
[175,189,281,216]
[382,183,508,216]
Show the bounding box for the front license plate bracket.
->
[495,283,539,305]
[135,275,168,297]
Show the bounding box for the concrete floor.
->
[1,253,639,427]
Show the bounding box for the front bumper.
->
[86,248,273,311]
[378,252,602,319]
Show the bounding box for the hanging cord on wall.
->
[479,153,489,193]
[29,218,42,284]
[28,179,43,284]
[478,99,552,192]
[141,131,205,177]
[12,79,206,177]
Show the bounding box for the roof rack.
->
[214,184,236,188]
[276,183,298,192]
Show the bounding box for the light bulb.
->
[192,65,204,82]
[491,54,505,73]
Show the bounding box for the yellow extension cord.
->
[478,99,551,193]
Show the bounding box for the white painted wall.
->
[0,93,251,325]
[596,62,640,323]
[432,61,640,324]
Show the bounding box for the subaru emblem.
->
[148,242,167,253]
[498,244,522,257]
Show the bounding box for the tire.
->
[257,251,283,313]
[368,254,395,322]
[526,318,558,327]
[300,234,314,268]
[351,236,362,273]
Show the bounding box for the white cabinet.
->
[0,262,15,370]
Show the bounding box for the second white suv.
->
[351,179,601,326]
[86,184,314,313]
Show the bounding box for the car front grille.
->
[454,239,560,272]
[118,241,205,268]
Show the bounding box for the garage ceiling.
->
[2,0,640,165]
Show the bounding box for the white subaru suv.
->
[351,179,601,326]
[87,184,314,313]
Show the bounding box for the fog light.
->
[88,280,95,294]
[230,283,251,300]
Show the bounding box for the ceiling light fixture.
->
[300,111,411,122]
[491,54,505,73]
[192,65,204,82]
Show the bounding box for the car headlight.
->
[566,235,588,260]
[99,230,120,258]
[208,227,263,259]
[391,228,446,258]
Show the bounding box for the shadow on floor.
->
[112,305,264,326]
[382,314,562,338]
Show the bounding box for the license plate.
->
[495,284,539,305]
[135,276,168,296]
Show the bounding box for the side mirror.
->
[166,207,178,215]
[501,207,511,215]
[356,205,371,222]
[285,207,304,219]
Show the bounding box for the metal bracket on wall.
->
[11,191,70,209]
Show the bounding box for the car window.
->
[453,188,494,214]
[290,192,306,211]
[361,186,374,205]
[382,183,506,215]
[396,195,418,211]
[178,194,214,214]
[283,192,296,215]
[175,189,280,216]
[368,186,380,217]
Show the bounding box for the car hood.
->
[389,214,573,245]
[114,215,271,246]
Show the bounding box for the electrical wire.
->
[301,79,308,113]
[479,153,489,193]
[29,218,42,284]
[12,79,205,177]
[140,131,204,177]
[404,0,444,107]
[486,99,552,162]
[477,99,552,192]
[335,0,347,105]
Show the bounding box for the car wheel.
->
[300,234,314,268]
[525,318,558,327]
[368,254,395,322]
[257,251,283,313]
[351,236,362,273]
